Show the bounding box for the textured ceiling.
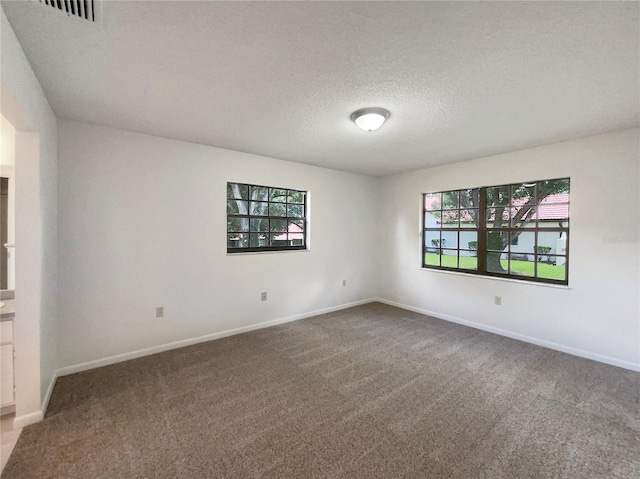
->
[2,1,639,177]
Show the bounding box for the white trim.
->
[56,298,376,377]
[10,338,62,427]
[227,248,310,256]
[418,267,571,289]
[13,410,43,429]
[374,298,640,372]
[41,369,59,416]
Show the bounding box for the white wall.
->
[57,120,378,368]
[57,122,639,372]
[0,8,58,422]
[378,129,640,370]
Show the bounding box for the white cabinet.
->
[0,321,14,407]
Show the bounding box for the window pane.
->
[250,233,267,248]
[460,208,478,228]
[510,204,536,228]
[287,204,304,217]
[250,218,268,232]
[288,190,305,204]
[511,183,536,203]
[535,230,560,270]
[441,210,459,228]
[440,250,458,268]
[425,193,441,211]
[458,251,477,270]
[250,186,269,200]
[486,231,507,252]
[227,183,248,199]
[537,257,566,281]
[227,217,249,232]
[227,233,248,249]
[486,250,507,274]
[535,244,553,260]
[486,230,508,273]
[288,219,304,229]
[268,202,287,217]
[540,193,569,205]
[442,191,458,209]
[269,219,287,232]
[462,231,478,252]
[442,231,458,249]
[425,231,441,253]
[270,234,289,247]
[536,201,569,227]
[287,220,305,242]
[536,252,553,264]
[425,252,440,267]
[486,185,509,206]
[249,201,268,216]
[459,189,480,209]
[227,199,247,214]
[508,231,519,246]
[534,231,560,256]
[509,253,535,277]
[486,208,509,228]
[269,188,288,202]
[538,178,569,199]
[556,232,568,256]
[512,231,535,254]
[425,211,441,228]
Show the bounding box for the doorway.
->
[1,177,8,289]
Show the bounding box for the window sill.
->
[419,267,571,289]
[227,248,310,256]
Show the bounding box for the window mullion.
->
[477,187,487,274]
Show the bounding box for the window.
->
[227,182,307,253]
[423,178,569,285]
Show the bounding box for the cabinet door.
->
[1,343,14,406]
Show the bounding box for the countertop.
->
[1,299,15,321]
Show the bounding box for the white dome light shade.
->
[351,107,390,132]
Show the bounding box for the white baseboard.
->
[41,369,59,417]
[374,298,640,372]
[6,375,57,428]
[56,298,377,378]
[13,410,43,429]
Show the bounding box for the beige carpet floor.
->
[3,302,639,478]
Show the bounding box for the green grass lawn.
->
[425,254,566,280]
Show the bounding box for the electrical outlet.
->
[494,296,502,306]
[342,279,347,287]
[261,292,267,301]
[156,306,164,318]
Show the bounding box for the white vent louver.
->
[39,0,95,22]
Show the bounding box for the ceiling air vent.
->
[39,0,96,22]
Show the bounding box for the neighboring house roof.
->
[425,193,569,222]
[527,194,569,221]
[273,223,304,240]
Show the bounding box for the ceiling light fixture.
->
[351,107,390,132]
